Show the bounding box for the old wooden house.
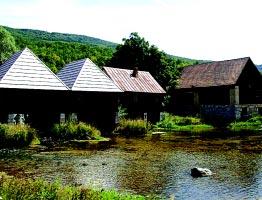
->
[174,57,262,120]
[57,58,122,131]
[0,48,69,130]
[103,67,166,122]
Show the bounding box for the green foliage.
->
[0,26,17,64]
[4,26,115,73]
[0,172,149,200]
[107,32,196,108]
[114,119,150,136]
[155,113,214,132]
[0,124,38,148]
[52,122,101,140]
[117,105,128,121]
[228,116,262,132]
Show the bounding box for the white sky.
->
[0,0,262,64]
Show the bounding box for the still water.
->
[0,134,262,199]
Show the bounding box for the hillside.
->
[4,26,117,48]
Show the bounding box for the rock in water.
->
[191,167,213,177]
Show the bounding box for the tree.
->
[0,26,17,64]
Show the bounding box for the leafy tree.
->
[0,26,17,64]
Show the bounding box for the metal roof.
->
[177,57,251,89]
[103,67,166,94]
[0,48,69,90]
[57,59,122,92]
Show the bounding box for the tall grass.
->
[0,124,38,148]
[114,119,150,136]
[228,115,262,132]
[0,172,149,200]
[155,113,214,132]
[52,122,102,140]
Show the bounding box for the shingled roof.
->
[177,57,252,89]
[57,59,122,92]
[103,67,166,94]
[0,48,68,90]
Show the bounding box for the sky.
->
[0,0,262,64]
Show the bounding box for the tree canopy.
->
[0,26,17,64]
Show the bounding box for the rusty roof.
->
[177,57,251,89]
[103,67,166,94]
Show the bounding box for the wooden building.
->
[174,57,262,120]
[103,67,166,123]
[0,48,69,130]
[57,58,122,131]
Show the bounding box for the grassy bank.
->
[155,113,214,133]
[0,124,39,148]
[114,119,151,136]
[0,172,151,200]
[228,116,262,132]
[52,122,104,141]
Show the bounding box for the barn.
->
[174,57,262,120]
[103,67,166,123]
[0,47,69,130]
[57,58,122,131]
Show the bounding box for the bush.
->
[156,113,201,129]
[228,116,262,132]
[0,124,38,148]
[52,122,101,140]
[0,172,149,200]
[114,119,150,136]
[155,113,214,132]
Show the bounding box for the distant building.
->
[103,67,166,122]
[174,57,262,120]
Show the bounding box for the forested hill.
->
[2,25,117,73]
[4,26,117,48]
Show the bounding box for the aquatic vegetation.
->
[0,124,38,148]
[228,115,262,132]
[52,121,102,140]
[155,113,214,132]
[114,119,151,136]
[0,172,149,200]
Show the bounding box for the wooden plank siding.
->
[0,48,68,91]
[57,59,122,92]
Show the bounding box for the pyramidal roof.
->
[0,48,68,90]
[57,58,122,92]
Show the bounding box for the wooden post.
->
[193,91,199,106]
[230,86,239,105]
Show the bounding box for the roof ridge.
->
[25,47,70,90]
[0,48,25,81]
[183,57,250,70]
[71,58,87,89]
[103,66,149,73]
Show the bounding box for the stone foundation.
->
[200,104,262,120]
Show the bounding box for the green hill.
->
[4,26,117,48]
[2,26,116,73]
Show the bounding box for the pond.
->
[0,133,262,199]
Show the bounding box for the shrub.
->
[0,124,38,148]
[52,122,101,140]
[156,113,201,129]
[0,172,149,200]
[228,116,262,132]
[114,119,150,136]
[155,113,214,132]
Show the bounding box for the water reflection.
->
[0,134,261,199]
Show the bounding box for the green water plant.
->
[155,113,214,132]
[114,119,151,136]
[0,172,150,200]
[52,121,102,140]
[0,124,38,148]
[228,115,262,132]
